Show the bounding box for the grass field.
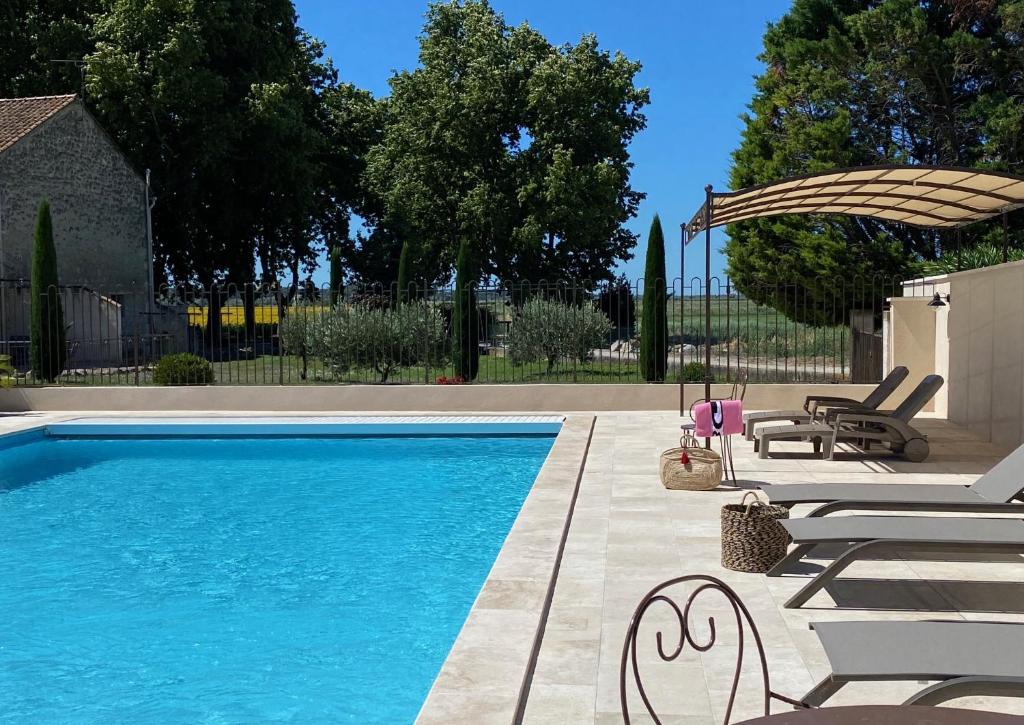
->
[55,354,654,386]
[661,296,851,360]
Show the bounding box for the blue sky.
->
[294,0,793,284]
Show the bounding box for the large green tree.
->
[0,0,101,97]
[364,0,648,285]
[84,0,345,288]
[728,0,1024,324]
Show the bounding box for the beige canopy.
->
[685,165,1024,240]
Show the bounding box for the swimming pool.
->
[0,423,556,723]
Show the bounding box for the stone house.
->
[0,95,153,365]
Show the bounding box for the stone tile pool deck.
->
[2,410,1022,723]
[521,412,1024,724]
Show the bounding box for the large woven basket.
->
[721,492,790,573]
[659,434,722,491]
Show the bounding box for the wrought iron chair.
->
[620,574,806,724]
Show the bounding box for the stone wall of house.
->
[0,101,149,303]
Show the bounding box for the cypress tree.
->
[396,240,412,302]
[452,239,479,381]
[329,244,344,305]
[29,200,67,382]
[639,214,668,382]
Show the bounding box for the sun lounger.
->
[804,620,1024,706]
[620,574,1024,718]
[768,514,1024,608]
[760,441,1024,516]
[756,374,944,462]
[743,366,908,444]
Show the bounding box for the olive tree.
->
[279,303,323,381]
[508,298,611,376]
[312,302,445,383]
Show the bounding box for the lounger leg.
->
[784,539,896,608]
[800,677,847,708]
[904,676,1024,706]
[759,435,770,459]
[765,543,816,577]
[824,435,837,460]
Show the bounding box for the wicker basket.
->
[721,492,790,573]
[659,434,722,491]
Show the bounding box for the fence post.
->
[133,303,140,386]
[277,286,284,386]
[424,281,430,385]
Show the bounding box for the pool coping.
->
[44,414,564,437]
[415,414,596,725]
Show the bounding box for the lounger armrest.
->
[833,411,895,426]
[832,411,918,441]
[803,395,859,415]
[820,404,868,423]
[807,500,1024,517]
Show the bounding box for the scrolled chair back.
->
[619,574,805,724]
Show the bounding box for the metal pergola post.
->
[679,223,686,417]
[704,185,713,448]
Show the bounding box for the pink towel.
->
[693,399,744,437]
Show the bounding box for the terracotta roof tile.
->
[0,94,78,154]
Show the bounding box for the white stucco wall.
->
[894,260,1024,449]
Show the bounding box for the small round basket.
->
[721,492,790,573]
[659,434,722,491]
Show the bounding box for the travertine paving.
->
[523,412,1024,724]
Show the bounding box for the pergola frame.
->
[677,165,1024,422]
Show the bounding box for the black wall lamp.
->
[927,292,951,308]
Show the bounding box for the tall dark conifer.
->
[329,244,344,305]
[639,215,667,382]
[29,200,66,382]
[452,239,479,381]
[396,240,412,302]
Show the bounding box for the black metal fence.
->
[0,275,937,387]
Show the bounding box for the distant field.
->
[657,296,850,360]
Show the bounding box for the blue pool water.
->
[0,432,554,723]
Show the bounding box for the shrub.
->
[279,304,323,380]
[916,243,1024,276]
[679,361,711,383]
[153,353,214,385]
[0,354,14,388]
[30,200,66,382]
[312,302,446,383]
[508,298,611,375]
